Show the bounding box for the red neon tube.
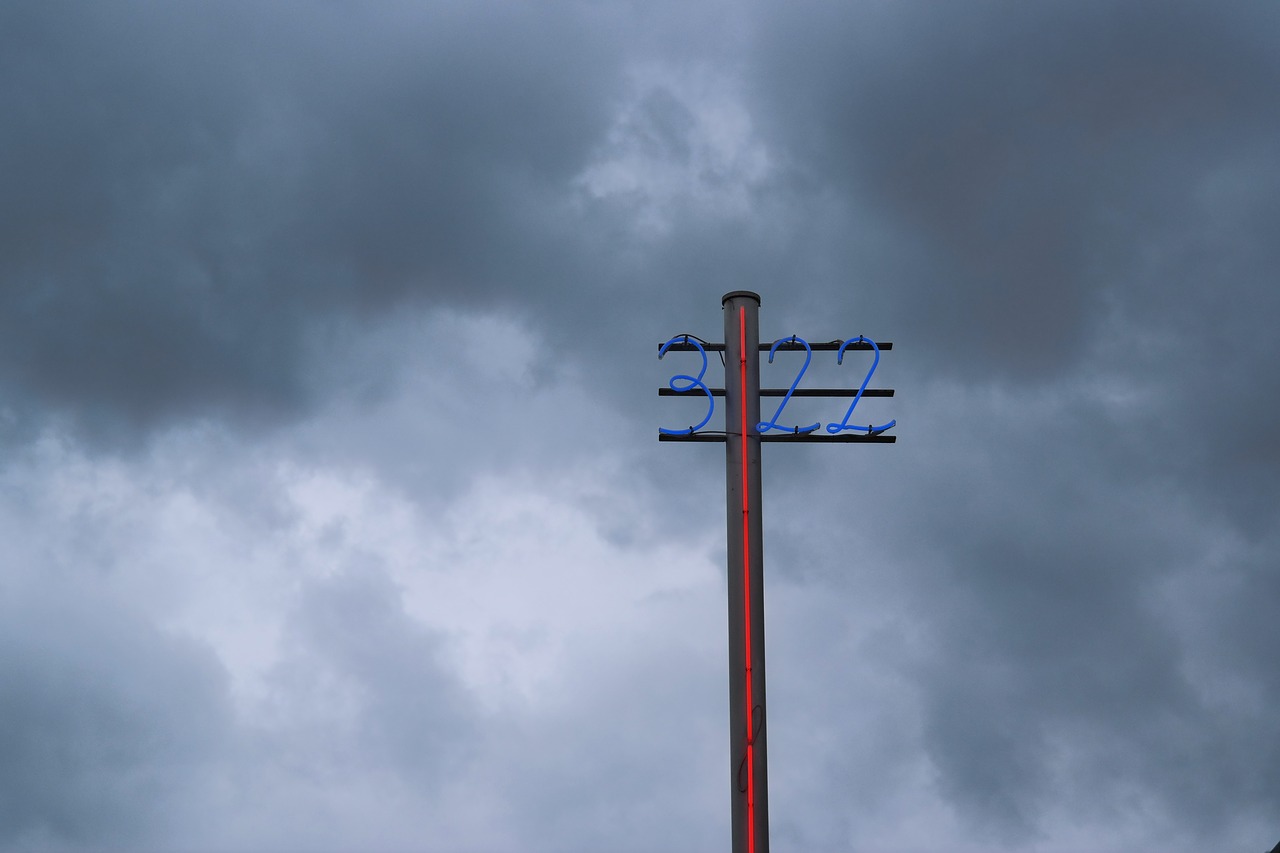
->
[739,306,755,853]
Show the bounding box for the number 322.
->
[659,334,896,436]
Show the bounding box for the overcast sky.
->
[2,2,1278,851]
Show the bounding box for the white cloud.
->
[574,63,775,237]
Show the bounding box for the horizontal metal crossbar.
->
[659,340,892,352]
[659,387,893,398]
[658,432,897,443]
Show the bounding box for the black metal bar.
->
[660,387,894,398]
[659,341,892,352]
[762,433,896,443]
[658,432,896,443]
[771,340,891,352]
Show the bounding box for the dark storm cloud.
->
[753,382,1280,846]
[748,0,1280,380]
[0,1,628,444]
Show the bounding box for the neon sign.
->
[659,333,897,438]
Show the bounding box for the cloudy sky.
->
[2,2,1278,851]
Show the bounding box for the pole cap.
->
[721,290,761,306]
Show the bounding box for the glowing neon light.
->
[757,335,821,435]
[658,335,715,435]
[659,331,896,439]
[737,306,752,850]
[827,336,898,435]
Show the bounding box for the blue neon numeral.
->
[758,335,821,435]
[659,335,715,435]
[827,337,897,435]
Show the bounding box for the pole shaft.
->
[722,292,768,853]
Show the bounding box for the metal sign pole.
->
[722,291,768,853]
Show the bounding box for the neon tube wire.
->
[739,306,755,853]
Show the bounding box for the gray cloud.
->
[0,586,231,849]
[279,563,477,786]
[2,1,1279,851]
